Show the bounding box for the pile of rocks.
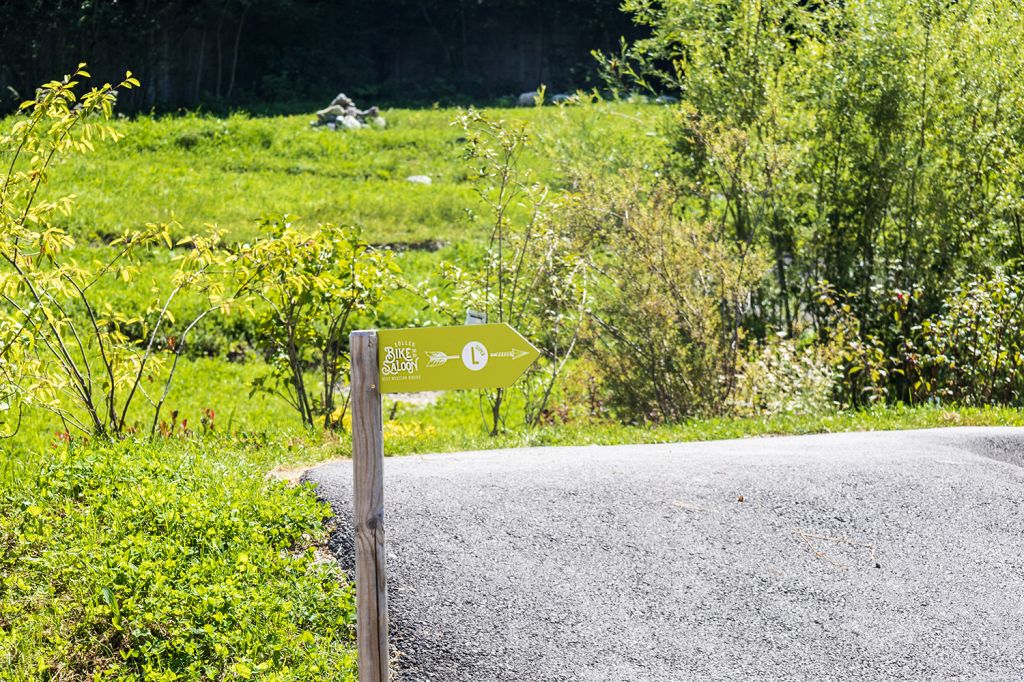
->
[517,90,571,106]
[312,93,386,131]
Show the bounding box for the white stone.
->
[339,115,365,130]
[517,91,539,107]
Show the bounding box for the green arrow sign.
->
[376,323,539,393]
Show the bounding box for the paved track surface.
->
[308,427,1024,681]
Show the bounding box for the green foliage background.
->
[599,0,1024,409]
[5,0,1024,671]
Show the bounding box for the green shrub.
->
[815,274,1024,408]
[237,219,403,431]
[440,110,588,435]
[568,172,768,423]
[0,439,355,680]
[730,336,837,418]
[917,274,1024,406]
[0,68,250,439]
[812,281,923,408]
[605,0,1024,350]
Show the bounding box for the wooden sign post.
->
[350,330,388,682]
[348,324,539,682]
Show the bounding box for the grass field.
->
[42,104,661,245]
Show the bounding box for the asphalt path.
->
[308,427,1024,681]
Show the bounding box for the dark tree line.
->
[0,0,635,112]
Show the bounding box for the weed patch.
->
[0,440,356,680]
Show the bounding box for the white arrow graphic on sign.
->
[426,351,458,367]
[426,347,531,368]
[490,348,531,360]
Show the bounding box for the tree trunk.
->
[226,1,250,101]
